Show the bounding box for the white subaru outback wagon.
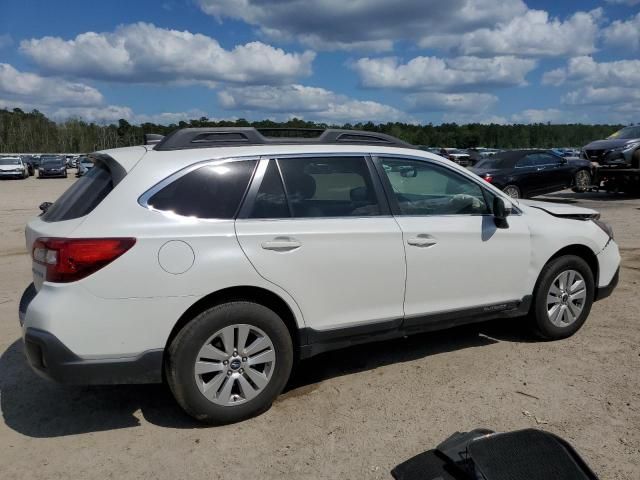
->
[19,128,620,423]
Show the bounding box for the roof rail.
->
[152,127,415,151]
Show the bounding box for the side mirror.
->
[493,197,510,229]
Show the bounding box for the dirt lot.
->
[0,175,638,479]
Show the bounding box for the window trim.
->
[237,153,391,220]
[138,156,260,220]
[372,154,507,218]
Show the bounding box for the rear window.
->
[42,161,114,222]
[146,160,257,219]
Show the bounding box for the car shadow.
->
[1,318,533,438]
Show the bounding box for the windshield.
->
[42,157,64,166]
[607,126,640,140]
[0,158,20,165]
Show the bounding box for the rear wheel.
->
[166,301,293,424]
[572,169,591,192]
[632,149,640,169]
[503,185,521,199]
[529,255,594,339]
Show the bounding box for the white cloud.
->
[542,56,640,88]
[541,57,640,123]
[510,108,566,123]
[604,0,640,5]
[198,0,527,52]
[218,84,411,123]
[406,92,497,112]
[562,87,640,107]
[603,13,640,51]
[0,63,103,107]
[20,22,315,85]
[422,9,602,57]
[352,55,535,91]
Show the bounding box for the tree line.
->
[0,107,625,153]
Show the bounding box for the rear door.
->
[235,155,406,333]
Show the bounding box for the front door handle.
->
[261,237,301,252]
[407,234,437,248]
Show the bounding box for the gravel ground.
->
[0,175,638,479]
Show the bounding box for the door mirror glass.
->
[493,196,510,228]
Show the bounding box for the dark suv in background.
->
[582,126,640,168]
[38,156,68,178]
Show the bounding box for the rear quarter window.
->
[146,160,257,219]
[42,162,114,222]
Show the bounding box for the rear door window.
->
[275,156,381,218]
[147,160,257,219]
[42,161,114,222]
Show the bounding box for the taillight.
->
[32,238,136,283]
[483,175,494,183]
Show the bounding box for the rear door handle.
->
[407,235,437,248]
[261,237,301,252]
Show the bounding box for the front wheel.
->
[572,169,591,193]
[529,255,594,340]
[166,301,293,424]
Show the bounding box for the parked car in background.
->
[470,150,592,199]
[66,155,79,168]
[582,125,640,168]
[21,155,36,175]
[75,157,94,177]
[439,148,473,167]
[19,127,620,424]
[38,156,68,178]
[0,156,29,179]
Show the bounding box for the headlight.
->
[593,218,614,240]
[610,141,640,153]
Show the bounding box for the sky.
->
[0,0,638,126]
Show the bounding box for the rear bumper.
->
[19,282,163,385]
[23,328,163,384]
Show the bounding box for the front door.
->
[375,156,531,323]
[235,156,406,333]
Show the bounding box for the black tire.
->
[166,301,293,424]
[502,184,521,199]
[571,169,591,193]
[529,255,595,340]
[632,149,640,169]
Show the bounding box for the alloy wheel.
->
[546,270,586,327]
[194,324,276,406]
[575,170,590,191]
[503,186,520,198]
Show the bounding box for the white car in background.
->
[0,156,29,179]
[19,128,620,424]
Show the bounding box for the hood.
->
[0,164,22,171]
[520,199,598,218]
[583,138,637,150]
